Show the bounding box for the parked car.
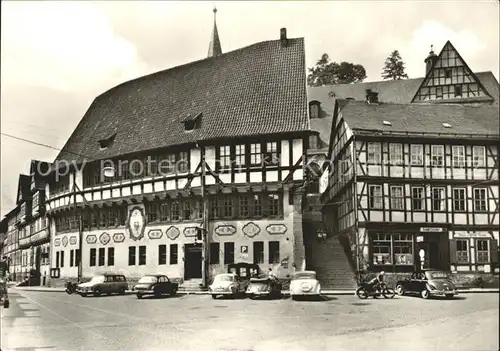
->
[209,273,247,299]
[133,274,178,299]
[246,277,282,299]
[289,271,321,300]
[77,273,128,297]
[395,270,457,299]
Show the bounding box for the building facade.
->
[45,23,313,287]
[317,41,499,278]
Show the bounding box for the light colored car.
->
[289,271,321,300]
[77,273,128,297]
[209,273,246,299]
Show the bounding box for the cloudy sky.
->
[1,1,499,217]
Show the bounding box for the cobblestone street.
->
[1,290,498,351]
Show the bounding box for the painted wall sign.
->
[148,229,163,240]
[420,227,445,232]
[166,226,180,240]
[99,233,111,245]
[280,257,289,269]
[266,224,287,235]
[240,246,248,254]
[454,231,491,238]
[319,169,329,194]
[242,222,261,238]
[184,227,198,238]
[30,230,49,244]
[62,236,69,247]
[127,206,146,241]
[113,233,125,243]
[69,236,77,245]
[214,225,237,236]
[54,238,61,247]
[86,235,97,244]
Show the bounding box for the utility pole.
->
[201,149,209,288]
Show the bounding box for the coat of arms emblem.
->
[127,206,145,241]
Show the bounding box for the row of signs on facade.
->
[214,223,287,238]
[419,227,493,239]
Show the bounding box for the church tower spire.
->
[207,6,222,58]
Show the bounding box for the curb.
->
[11,287,499,295]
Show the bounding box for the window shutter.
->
[449,239,457,265]
[490,239,498,266]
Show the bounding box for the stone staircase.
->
[310,236,357,290]
[178,278,206,292]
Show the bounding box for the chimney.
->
[424,45,438,75]
[280,28,288,47]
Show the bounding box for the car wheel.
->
[421,289,430,299]
[94,289,101,297]
[80,293,87,297]
[211,294,217,300]
[396,285,405,296]
[170,288,177,296]
[248,294,256,300]
[136,294,142,299]
[119,288,126,295]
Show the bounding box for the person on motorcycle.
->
[368,271,385,292]
[268,267,278,282]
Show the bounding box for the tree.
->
[381,50,409,80]
[307,54,367,86]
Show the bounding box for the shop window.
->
[128,246,136,266]
[224,242,235,264]
[393,234,413,265]
[369,185,383,209]
[476,240,489,264]
[170,244,178,265]
[138,246,146,265]
[253,241,264,264]
[90,248,96,267]
[98,248,105,266]
[456,240,469,263]
[269,241,280,264]
[411,187,424,211]
[158,245,167,265]
[210,243,220,264]
[372,233,392,265]
[453,188,466,212]
[390,186,404,210]
[107,248,114,266]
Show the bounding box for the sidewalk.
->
[11,286,499,295]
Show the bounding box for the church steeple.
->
[207,7,222,58]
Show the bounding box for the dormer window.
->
[98,133,116,150]
[182,112,202,132]
[309,101,320,119]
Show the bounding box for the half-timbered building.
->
[45,23,311,288]
[316,41,499,283]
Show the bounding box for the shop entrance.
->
[416,233,449,271]
[184,244,202,280]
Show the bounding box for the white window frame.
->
[476,239,489,264]
[453,188,466,212]
[368,185,383,209]
[390,186,404,210]
[235,144,246,167]
[472,146,486,168]
[456,239,469,264]
[452,145,465,168]
[410,144,424,166]
[219,145,231,168]
[367,143,381,165]
[411,186,425,211]
[431,145,444,166]
[473,188,487,212]
[389,143,403,165]
[431,187,446,212]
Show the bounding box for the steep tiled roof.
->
[313,71,499,105]
[56,38,309,163]
[337,100,500,138]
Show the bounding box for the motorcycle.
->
[65,281,78,295]
[356,281,396,299]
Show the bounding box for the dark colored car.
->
[133,274,178,299]
[246,277,282,299]
[395,270,457,299]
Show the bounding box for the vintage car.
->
[133,274,178,299]
[246,277,282,299]
[289,271,321,300]
[77,273,128,297]
[395,270,457,299]
[209,273,247,299]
